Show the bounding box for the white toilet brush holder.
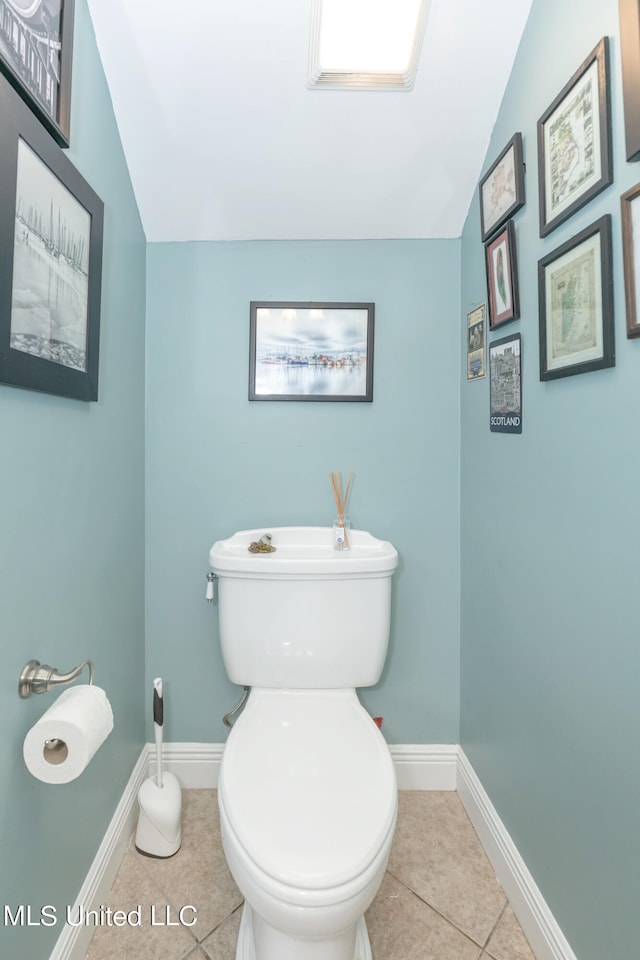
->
[135,678,182,858]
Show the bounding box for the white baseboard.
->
[389,743,458,790]
[48,748,149,960]
[50,743,575,960]
[457,748,577,960]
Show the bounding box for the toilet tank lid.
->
[209,526,398,577]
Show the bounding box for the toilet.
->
[209,526,399,960]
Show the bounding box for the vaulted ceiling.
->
[86,0,533,242]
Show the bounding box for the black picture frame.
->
[0,0,74,147]
[479,133,525,242]
[620,182,640,338]
[538,215,614,380]
[249,301,374,402]
[489,333,522,434]
[0,74,104,401]
[537,38,612,238]
[619,0,640,162]
[484,220,520,329]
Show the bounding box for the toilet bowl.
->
[209,526,399,960]
[218,689,397,960]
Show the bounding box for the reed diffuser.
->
[330,471,352,550]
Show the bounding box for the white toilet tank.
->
[209,526,398,689]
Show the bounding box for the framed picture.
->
[537,37,612,237]
[538,215,614,380]
[466,303,486,380]
[0,75,104,401]
[249,301,374,402]
[490,333,522,434]
[621,182,640,338]
[0,0,74,147]
[619,0,640,162]
[479,133,525,241]
[485,220,520,328]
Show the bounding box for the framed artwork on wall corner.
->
[466,303,486,380]
[0,74,104,401]
[249,301,374,402]
[479,132,525,242]
[619,0,640,162]
[538,215,614,380]
[0,0,75,147]
[537,37,612,238]
[620,182,640,338]
[485,220,519,329]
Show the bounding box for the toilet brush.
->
[135,678,182,857]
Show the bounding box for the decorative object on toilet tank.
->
[248,301,374,401]
[330,470,352,550]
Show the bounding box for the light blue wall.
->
[460,1,640,958]
[0,2,146,957]
[145,238,461,745]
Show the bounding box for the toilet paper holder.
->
[18,658,95,699]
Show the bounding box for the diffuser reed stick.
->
[330,471,352,549]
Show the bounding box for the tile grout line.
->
[481,900,509,957]
[384,866,492,953]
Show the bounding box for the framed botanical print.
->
[485,220,520,328]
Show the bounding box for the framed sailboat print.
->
[0,73,104,400]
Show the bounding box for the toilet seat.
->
[218,688,397,895]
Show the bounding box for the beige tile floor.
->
[85,790,536,960]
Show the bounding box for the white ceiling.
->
[86,0,533,243]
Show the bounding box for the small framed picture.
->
[537,38,612,237]
[0,0,75,146]
[479,133,525,241]
[538,215,614,380]
[249,301,374,401]
[485,221,520,328]
[621,182,640,338]
[466,304,486,380]
[490,333,522,434]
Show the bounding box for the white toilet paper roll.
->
[23,684,114,784]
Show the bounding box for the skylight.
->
[308,0,431,91]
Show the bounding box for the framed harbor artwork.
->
[537,38,612,237]
[538,215,614,380]
[0,0,75,146]
[0,74,104,400]
[485,220,519,329]
[249,302,374,401]
[490,333,521,434]
[479,133,525,242]
[620,183,640,338]
[466,303,486,380]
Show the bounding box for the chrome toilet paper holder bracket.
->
[18,658,95,699]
